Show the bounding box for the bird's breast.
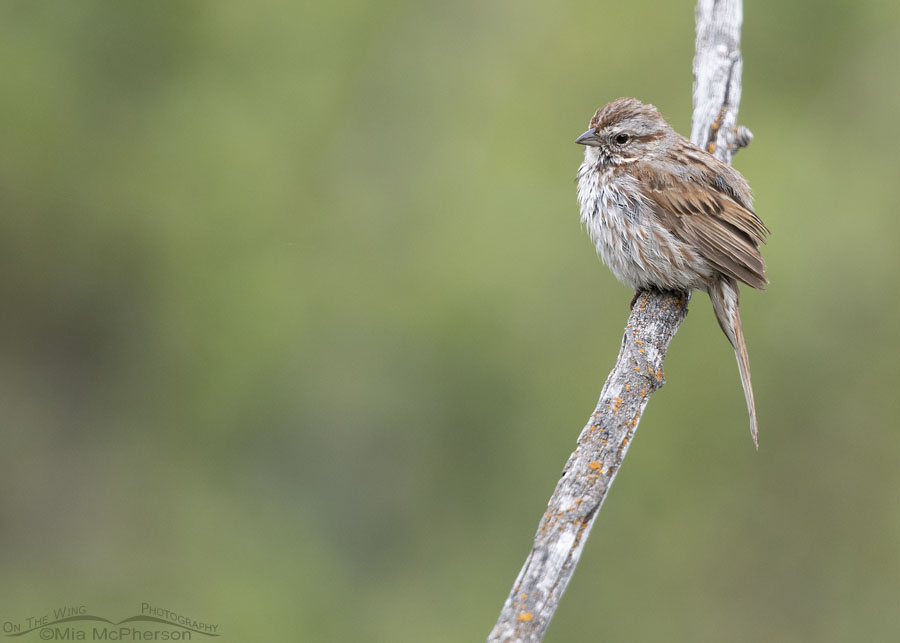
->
[576,163,712,291]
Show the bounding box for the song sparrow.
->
[575,97,768,446]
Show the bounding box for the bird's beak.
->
[575,129,602,146]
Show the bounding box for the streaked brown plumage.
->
[575,97,768,446]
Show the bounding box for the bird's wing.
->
[636,161,769,290]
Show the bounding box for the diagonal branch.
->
[487,292,689,643]
[487,2,749,641]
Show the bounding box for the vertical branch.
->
[487,2,747,642]
[692,0,752,158]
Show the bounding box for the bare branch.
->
[487,292,689,642]
[692,0,750,158]
[487,2,747,641]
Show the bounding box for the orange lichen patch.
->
[572,515,590,547]
[639,348,645,354]
[541,510,565,534]
[655,367,663,381]
[633,339,643,346]
[710,108,725,135]
[613,397,623,413]
[586,474,599,480]
[520,593,528,600]
[575,498,582,504]
[634,366,641,372]
[517,612,533,622]
[588,461,603,471]
[707,142,717,154]
[628,409,642,428]
[640,388,647,397]
[624,384,630,390]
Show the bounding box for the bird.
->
[575,97,768,446]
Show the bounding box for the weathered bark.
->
[487,2,749,641]
[486,292,689,643]
[692,0,752,156]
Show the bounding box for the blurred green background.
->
[2,1,899,641]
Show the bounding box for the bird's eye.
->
[614,133,630,145]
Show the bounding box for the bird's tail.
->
[708,277,758,448]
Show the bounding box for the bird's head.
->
[576,97,670,166]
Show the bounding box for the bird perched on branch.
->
[575,97,768,446]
